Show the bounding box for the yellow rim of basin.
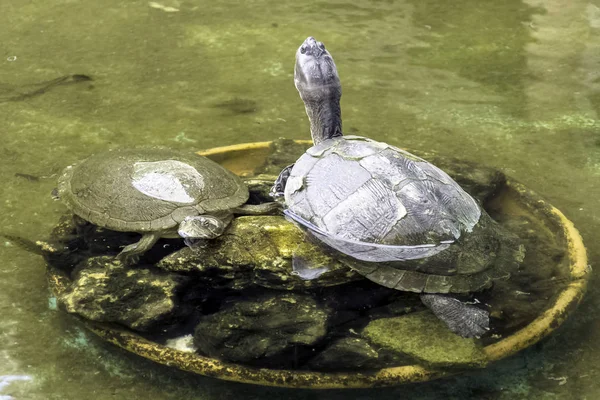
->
[48,141,589,389]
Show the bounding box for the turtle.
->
[57,148,279,264]
[271,37,524,338]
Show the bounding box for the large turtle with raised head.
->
[58,148,278,264]
[271,37,524,338]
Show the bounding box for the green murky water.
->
[1,0,599,398]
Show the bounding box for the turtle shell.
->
[58,148,248,233]
[284,136,521,293]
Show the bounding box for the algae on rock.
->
[363,311,488,368]
[307,337,413,371]
[60,256,190,332]
[158,216,361,290]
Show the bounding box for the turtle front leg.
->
[117,232,161,265]
[269,163,294,198]
[420,293,489,338]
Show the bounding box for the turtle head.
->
[294,37,341,104]
[177,215,226,241]
[295,37,343,144]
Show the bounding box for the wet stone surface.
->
[193,292,329,365]
[363,311,489,368]
[59,256,191,332]
[306,337,412,371]
[157,215,361,291]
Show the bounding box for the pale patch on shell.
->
[132,160,203,204]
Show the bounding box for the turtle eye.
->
[300,46,307,54]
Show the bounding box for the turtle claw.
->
[116,233,161,266]
[420,294,490,338]
[115,251,140,266]
[269,182,285,199]
[270,163,294,199]
[270,189,285,199]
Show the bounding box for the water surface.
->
[1,0,599,398]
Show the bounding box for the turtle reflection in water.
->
[56,148,279,264]
[271,37,525,338]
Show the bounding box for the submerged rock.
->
[307,337,412,371]
[424,153,506,204]
[59,256,190,332]
[40,214,183,272]
[158,216,361,290]
[480,214,569,336]
[39,214,87,272]
[193,292,329,363]
[307,337,378,371]
[363,311,488,368]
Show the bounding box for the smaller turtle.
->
[57,148,278,264]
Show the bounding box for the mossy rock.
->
[363,311,489,368]
[307,337,413,371]
[193,292,330,364]
[158,216,361,290]
[59,256,190,332]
